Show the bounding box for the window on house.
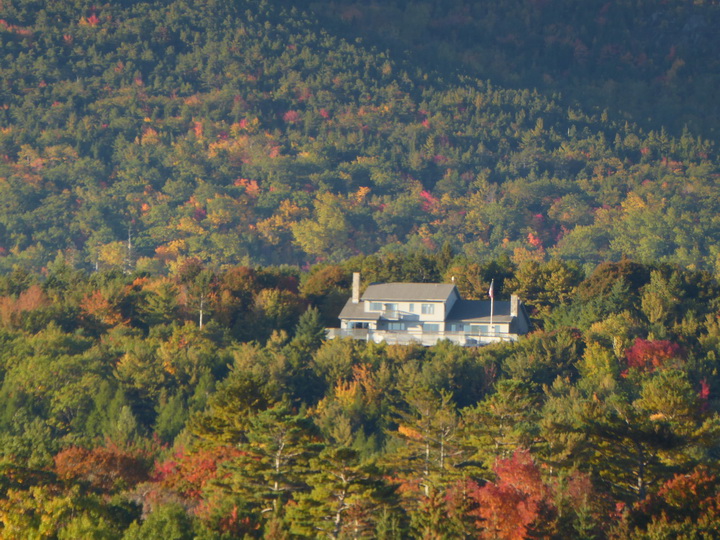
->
[388,322,404,331]
[424,323,439,333]
[370,302,382,311]
[384,303,398,311]
[409,303,415,312]
[421,304,435,314]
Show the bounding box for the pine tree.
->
[291,306,326,353]
[210,401,323,523]
[290,447,395,539]
[385,387,464,503]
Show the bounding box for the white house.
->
[327,273,531,346]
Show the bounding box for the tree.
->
[0,482,132,540]
[625,338,684,373]
[463,379,541,469]
[123,504,196,540]
[215,402,322,515]
[388,387,463,498]
[291,306,326,353]
[300,265,350,326]
[251,288,306,340]
[471,450,556,540]
[290,447,396,539]
[188,364,272,446]
[54,442,150,493]
[505,259,583,319]
[292,193,353,261]
[151,445,245,503]
[139,279,179,327]
[640,270,682,338]
[631,467,720,537]
[182,268,216,329]
[541,368,720,503]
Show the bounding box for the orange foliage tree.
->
[54,442,150,493]
[471,449,556,540]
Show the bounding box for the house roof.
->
[338,301,382,321]
[446,300,514,323]
[361,283,457,302]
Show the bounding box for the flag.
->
[488,279,494,299]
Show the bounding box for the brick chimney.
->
[352,272,360,304]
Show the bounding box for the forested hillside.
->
[4,0,720,537]
[1,0,719,274]
[313,0,720,139]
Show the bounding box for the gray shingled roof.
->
[361,283,456,302]
[338,301,382,321]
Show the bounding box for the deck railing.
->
[326,328,517,346]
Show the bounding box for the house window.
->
[424,323,439,333]
[370,302,382,311]
[409,303,415,312]
[421,304,435,315]
[384,303,398,311]
[464,325,484,334]
[388,322,404,331]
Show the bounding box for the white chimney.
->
[352,272,360,304]
[511,294,519,317]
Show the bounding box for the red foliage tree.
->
[625,338,684,373]
[699,379,711,411]
[283,110,300,123]
[152,445,245,500]
[633,467,720,530]
[471,450,555,540]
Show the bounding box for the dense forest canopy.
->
[3,0,720,538]
[0,0,719,274]
[1,255,720,537]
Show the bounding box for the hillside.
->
[4,2,720,536]
[0,0,719,275]
[313,0,720,139]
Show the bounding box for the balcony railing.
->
[326,328,517,347]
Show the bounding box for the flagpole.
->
[489,279,494,335]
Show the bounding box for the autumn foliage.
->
[625,338,684,373]
[54,442,150,492]
[471,450,555,540]
[152,446,245,500]
[0,284,49,328]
